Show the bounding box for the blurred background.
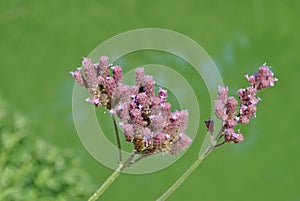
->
[0,0,299,200]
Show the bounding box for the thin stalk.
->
[157,157,204,201]
[215,140,226,147]
[87,153,136,201]
[157,144,215,201]
[215,126,225,143]
[112,115,122,162]
[157,126,225,201]
[129,153,154,166]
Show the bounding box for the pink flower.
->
[115,68,191,154]
[212,64,277,144]
[112,66,123,84]
[245,64,278,90]
[70,56,192,155]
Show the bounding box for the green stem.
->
[87,164,122,201]
[112,115,123,162]
[156,157,204,201]
[156,143,215,201]
[87,153,135,201]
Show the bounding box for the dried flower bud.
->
[205,119,214,134]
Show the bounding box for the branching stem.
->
[112,115,122,162]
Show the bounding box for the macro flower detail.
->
[70,57,192,155]
[113,68,191,155]
[69,56,278,201]
[213,64,278,144]
[70,56,125,109]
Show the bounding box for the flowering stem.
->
[87,153,136,201]
[215,126,225,143]
[157,157,204,201]
[112,115,123,162]
[157,143,215,201]
[215,140,226,147]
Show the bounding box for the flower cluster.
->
[70,57,192,155]
[114,68,191,155]
[70,56,122,109]
[214,64,278,143]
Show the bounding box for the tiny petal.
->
[224,128,235,142]
[136,92,148,108]
[86,97,101,107]
[239,115,250,124]
[112,66,123,84]
[225,119,237,128]
[245,74,256,86]
[158,87,168,102]
[232,132,244,143]
[160,102,171,116]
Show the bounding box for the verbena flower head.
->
[70,57,192,155]
[213,64,278,144]
[112,68,191,155]
[70,56,121,109]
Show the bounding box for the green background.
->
[0,0,299,200]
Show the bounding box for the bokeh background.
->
[1,0,299,200]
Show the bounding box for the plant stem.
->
[156,157,203,201]
[157,126,226,201]
[112,115,123,162]
[87,153,135,201]
[156,132,220,201]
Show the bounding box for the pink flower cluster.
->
[115,68,191,155]
[214,64,278,144]
[70,56,192,155]
[70,56,122,109]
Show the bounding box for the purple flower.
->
[224,128,244,143]
[114,68,191,155]
[70,56,124,109]
[245,64,278,90]
[69,68,86,87]
[212,64,277,144]
[99,56,109,78]
[112,66,123,84]
[82,58,98,92]
[70,57,192,155]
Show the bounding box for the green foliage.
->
[0,98,95,201]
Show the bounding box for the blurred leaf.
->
[0,97,95,201]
